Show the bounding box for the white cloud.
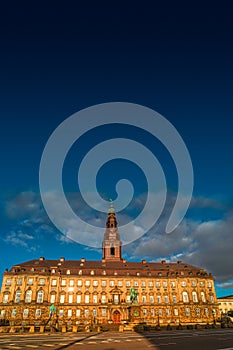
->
[4,230,35,251]
[217,281,233,290]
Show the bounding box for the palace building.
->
[0,206,220,331]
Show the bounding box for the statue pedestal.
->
[128,304,141,323]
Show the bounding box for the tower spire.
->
[109,198,115,213]
[102,200,122,262]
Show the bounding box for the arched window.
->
[50,293,56,304]
[182,291,189,303]
[15,290,21,303]
[192,291,198,302]
[201,292,206,302]
[37,290,44,303]
[3,294,9,303]
[25,290,32,303]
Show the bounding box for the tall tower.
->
[102,201,122,262]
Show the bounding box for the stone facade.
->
[0,209,220,330]
[217,295,233,315]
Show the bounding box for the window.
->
[61,279,66,286]
[60,294,65,303]
[149,281,153,287]
[59,309,64,317]
[35,309,41,317]
[11,309,17,317]
[174,309,179,316]
[51,269,56,274]
[191,280,196,287]
[85,280,90,287]
[66,270,70,275]
[93,309,97,317]
[210,295,214,303]
[163,281,167,287]
[0,310,6,318]
[102,309,107,317]
[141,281,146,287]
[84,309,89,317]
[158,309,162,317]
[142,295,147,303]
[200,281,204,287]
[3,294,9,303]
[102,280,106,287]
[77,280,82,286]
[93,295,98,303]
[192,291,198,302]
[185,308,190,316]
[110,247,115,256]
[39,279,45,285]
[93,280,98,287]
[126,281,130,287]
[181,281,186,287]
[196,308,200,315]
[27,278,33,285]
[50,294,56,303]
[25,290,32,303]
[157,295,161,303]
[118,280,123,287]
[134,281,139,287]
[149,296,154,303]
[171,281,176,288]
[207,281,212,288]
[68,294,73,303]
[91,270,95,275]
[85,294,90,303]
[52,279,57,286]
[78,270,82,275]
[173,295,177,303]
[166,309,170,316]
[164,296,169,303]
[37,290,44,303]
[201,292,206,302]
[101,294,106,304]
[205,308,209,316]
[77,295,81,303]
[182,291,189,303]
[17,278,22,285]
[114,294,119,304]
[110,280,114,287]
[69,280,74,287]
[143,309,147,316]
[23,309,29,318]
[6,279,11,286]
[15,290,21,303]
[68,309,72,317]
[151,309,155,316]
[156,282,160,288]
[76,309,81,317]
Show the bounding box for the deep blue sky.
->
[0,3,233,297]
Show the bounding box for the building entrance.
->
[113,310,120,324]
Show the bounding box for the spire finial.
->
[109,199,115,213]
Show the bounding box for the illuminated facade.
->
[0,208,219,330]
